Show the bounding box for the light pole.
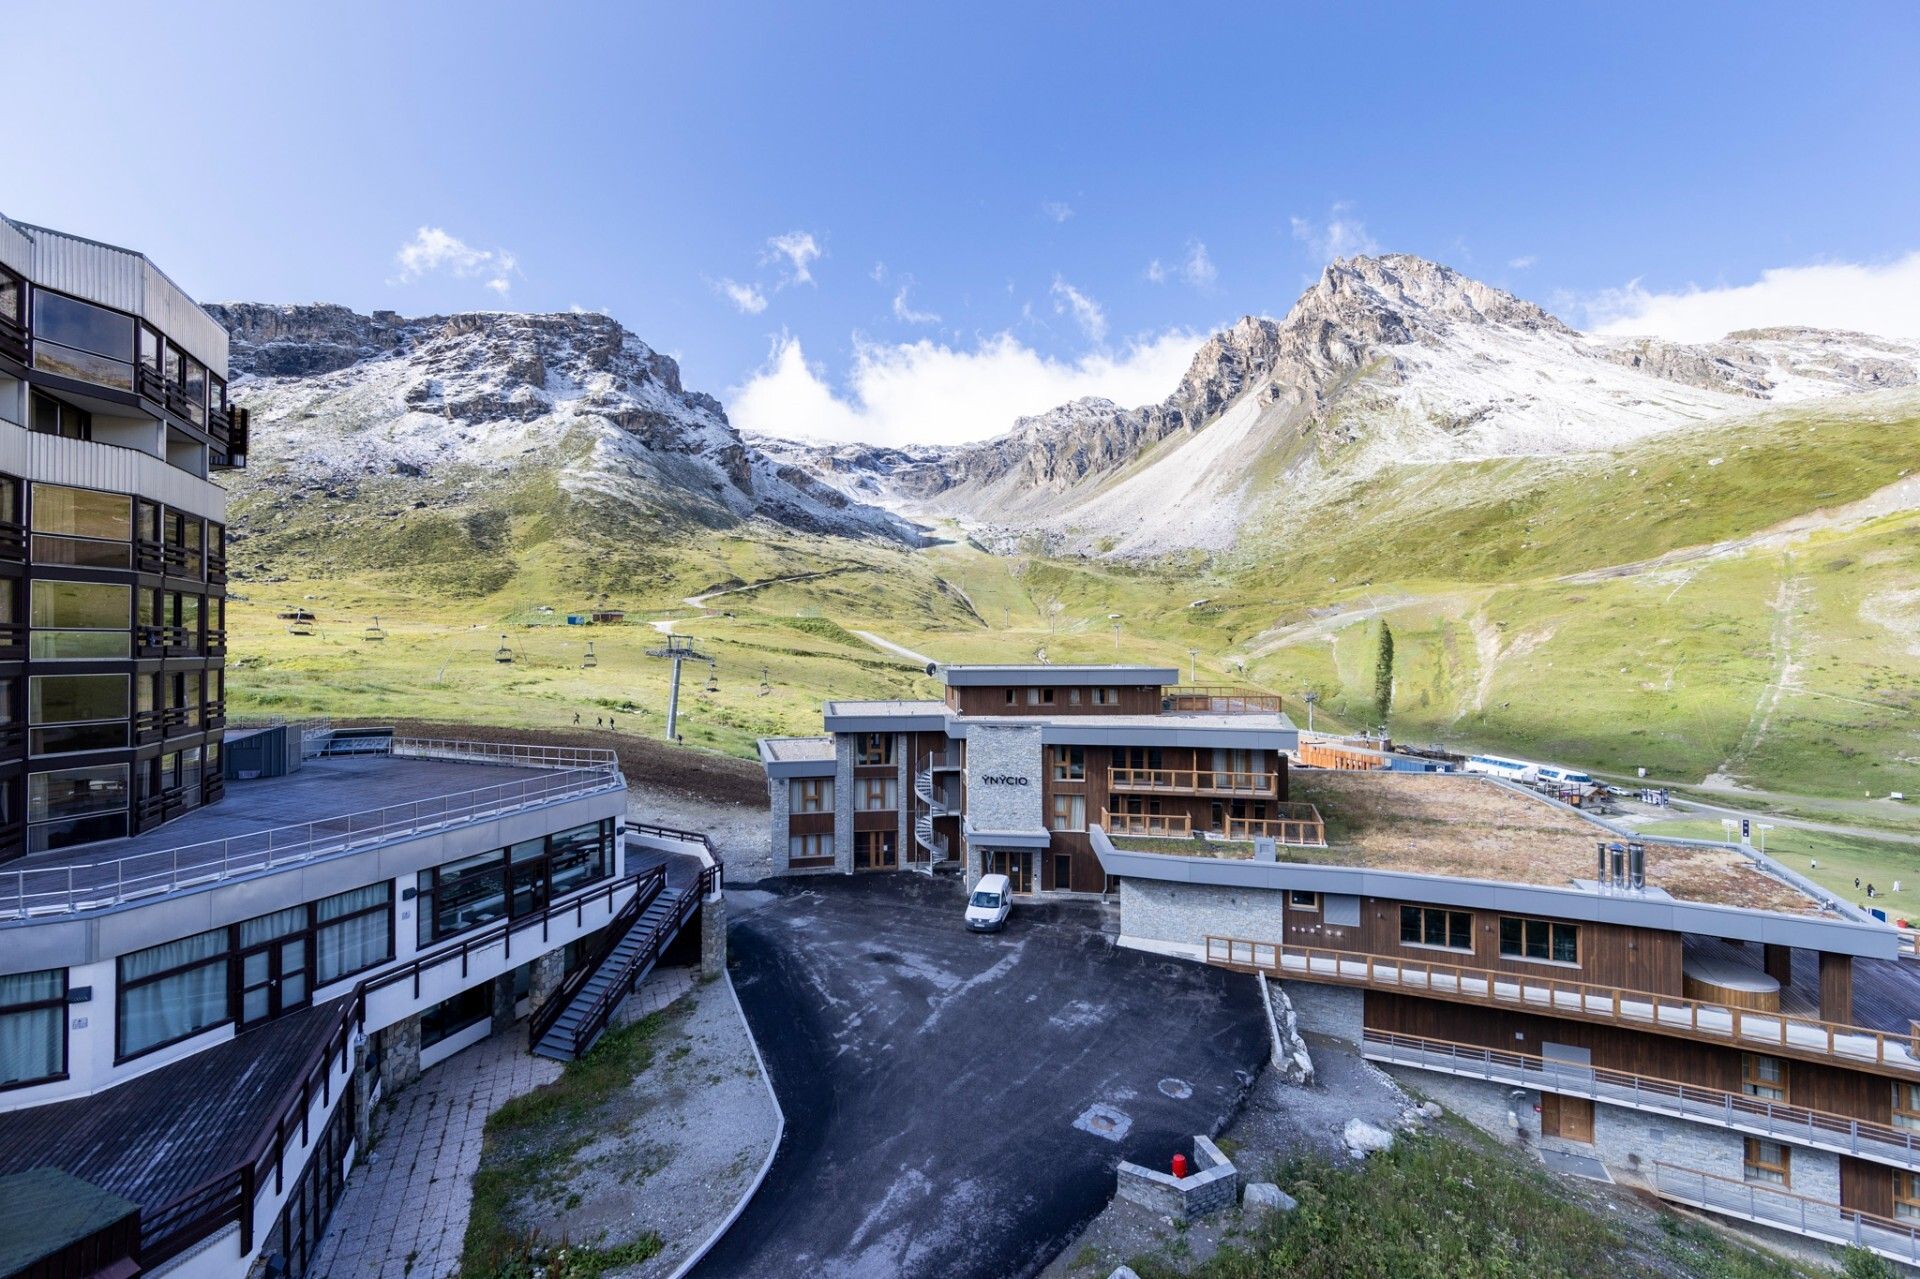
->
[1757,823,1774,857]
[1188,648,1198,682]
[646,633,712,742]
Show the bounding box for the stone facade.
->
[768,770,792,871]
[1116,1135,1239,1221]
[1280,980,1364,1045]
[379,1012,423,1095]
[490,970,518,1033]
[961,723,1046,891]
[833,735,857,873]
[527,948,566,1018]
[1117,878,1287,951]
[700,890,727,977]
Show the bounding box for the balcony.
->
[0,313,25,365]
[1109,767,1279,797]
[212,406,248,471]
[1651,1162,1920,1267]
[1223,805,1327,845]
[0,518,23,562]
[1162,685,1283,714]
[1205,937,1920,1080]
[1362,1029,1920,1173]
[1103,809,1192,838]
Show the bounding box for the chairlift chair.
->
[494,634,515,665]
[582,641,598,669]
[702,662,719,694]
[288,617,316,637]
[364,615,387,642]
[757,665,771,697]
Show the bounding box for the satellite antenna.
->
[646,633,711,741]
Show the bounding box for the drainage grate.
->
[1073,1103,1134,1142]
[1158,1078,1194,1100]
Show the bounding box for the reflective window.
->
[29,674,128,724]
[29,580,130,660]
[32,293,133,390]
[30,485,132,571]
[0,969,66,1087]
[0,271,21,325]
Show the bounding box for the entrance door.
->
[1542,1094,1595,1143]
[237,935,312,1029]
[987,850,1035,894]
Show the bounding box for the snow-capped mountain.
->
[208,303,918,549]
[769,255,1920,556]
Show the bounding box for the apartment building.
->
[1098,768,1920,1268]
[0,218,717,1279]
[759,664,1307,893]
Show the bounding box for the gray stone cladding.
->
[700,892,727,977]
[1116,1135,1239,1221]
[1380,1067,1842,1205]
[1119,878,1287,950]
[833,735,856,873]
[1281,980,1364,1045]
[768,769,792,871]
[897,739,910,860]
[527,949,566,1017]
[962,723,1046,833]
[380,1012,423,1095]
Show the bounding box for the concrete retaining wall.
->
[1116,1135,1239,1221]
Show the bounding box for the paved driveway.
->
[692,874,1266,1279]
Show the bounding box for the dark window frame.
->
[1400,905,1473,952]
[413,819,616,947]
[0,967,69,1090]
[1497,915,1580,965]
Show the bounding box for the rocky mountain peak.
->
[1307,253,1572,340]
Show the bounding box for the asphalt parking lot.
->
[691,874,1267,1279]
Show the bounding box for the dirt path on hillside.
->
[1710,560,1805,788]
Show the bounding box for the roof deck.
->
[1107,770,1835,917]
[1,738,623,919]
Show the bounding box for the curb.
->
[661,969,784,1279]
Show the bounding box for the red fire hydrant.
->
[1171,1153,1189,1179]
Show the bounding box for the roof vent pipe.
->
[1628,842,1646,891]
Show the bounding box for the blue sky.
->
[9,1,1919,444]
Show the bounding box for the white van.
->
[966,874,1013,933]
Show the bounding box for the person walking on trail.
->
[573,712,580,725]
[610,716,617,732]
[596,715,603,728]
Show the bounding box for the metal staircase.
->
[529,869,703,1061]
[912,757,957,873]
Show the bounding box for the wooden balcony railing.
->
[1205,936,1920,1080]
[135,363,166,403]
[1362,1029,1920,1172]
[1163,685,1284,714]
[1102,809,1192,837]
[1109,767,1278,796]
[1223,804,1327,846]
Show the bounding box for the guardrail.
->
[1361,1030,1920,1170]
[1103,809,1192,837]
[139,872,642,1266]
[1205,936,1920,1079]
[1652,1161,1920,1266]
[1109,767,1280,796]
[1223,804,1327,846]
[1163,686,1284,714]
[1,740,623,919]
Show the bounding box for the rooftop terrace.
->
[1,738,624,919]
[1107,770,1834,917]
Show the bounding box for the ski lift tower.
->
[646,633,712,742]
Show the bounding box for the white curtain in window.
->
[119,929,227,1055]
[316,912,390,985]
[0,1007,61,1084]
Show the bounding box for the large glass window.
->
[30,484,131,569]
[1498,916,1579,965]
[316,884,393,985]
[182,357,207,425]
[855,733,894,766]
[28,580,130,660]
[29,674,128,724]
[1400,906,1473,952]
[547,823,608,896]
[0,969,66,1088]
[416,821,615,945]
[117,928,229,1059]
[419,850,508,945]
[28,393,90,441]
[419,985,490,1049]
[1049,746,1085,781]
[27,764,129,850]
[31,293,133,390]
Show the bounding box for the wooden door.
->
[1544,1094,1594,1143]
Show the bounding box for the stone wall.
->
[833,735,856,873]
[490,971,517,1033]
[379,1013,422,1095]
[962,724,1045,833]
[527,949,566,1017]
[768,769,792,871]
[700,892,727,977]
[1282,980,1364,1045]
[1118,879,1286,950]
[1116,1135,1239,1221]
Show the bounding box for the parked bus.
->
[1462,754,1539,783]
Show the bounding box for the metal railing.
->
[1109,767,1279,796]
[1,739,622,919]
[1205,936,1920,1079]
[1163,686,1284,714]
[1652,1162,1920,1266]
[527,869,663,1050]
[1362,1030,1920,1170]
[913,765,956,816]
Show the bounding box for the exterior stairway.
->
[912,762,954,873]
[531,880,696,1061]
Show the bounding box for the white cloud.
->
[729,329,1204,447]
[1050,276,1107,342]
[891,282,940,326]
[1289,202,1381,264]
[1582,252,1920,342]
[763,230,822,287]
[1147,241,1216,289]
[393,227,520,294]
[714,278,768,315]
[1042,201,1075,223]
[870,261,888,283]
[1508,255,1537,270]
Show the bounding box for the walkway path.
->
[851,628,939,668]
[311,1033,561,1279]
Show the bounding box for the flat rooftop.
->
[938,664,1180,686]
[824,699,951,717]
[2,746,619,919]
[1111,771,1833,917]
[758,735,836,762]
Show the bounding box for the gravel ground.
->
[625,783,773,883]
[515,972,778,1276]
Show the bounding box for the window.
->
[855,733,893,766]
[31,292,133,390]
[30,484,131,569]
[27,763,129,851]
[1400,906,1473,951]
[1049,746,1085,781]
[1288,890,1320,911]
[546,822,609,897]
[419,985,491,1049]
[418,851,507,945]
[859,777,896,810]
[1894,1083,1920,1132]
[1897,1172,1920,1222]
[29,673,128,724]
[788,833,832,862]
[29,580,130,660]
[315,883,392,985]
[1049,793,1086,832]
[1093,687,1121,706]
[1498,916,1579,965]
[28,393,90,440]
[1004,689,1016,705]
[1025,687,1056,706]
[1742,1138,1790,1188]
[792,778,832,813]
[182,356,207,425]
[0,269,20,327]
[0,969,66,1088]
[1066,688,1082,706]
[118,927,230,1059]
[414,821,615,945]
[854,829,897,870]
[1742,1055,1788,1103]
